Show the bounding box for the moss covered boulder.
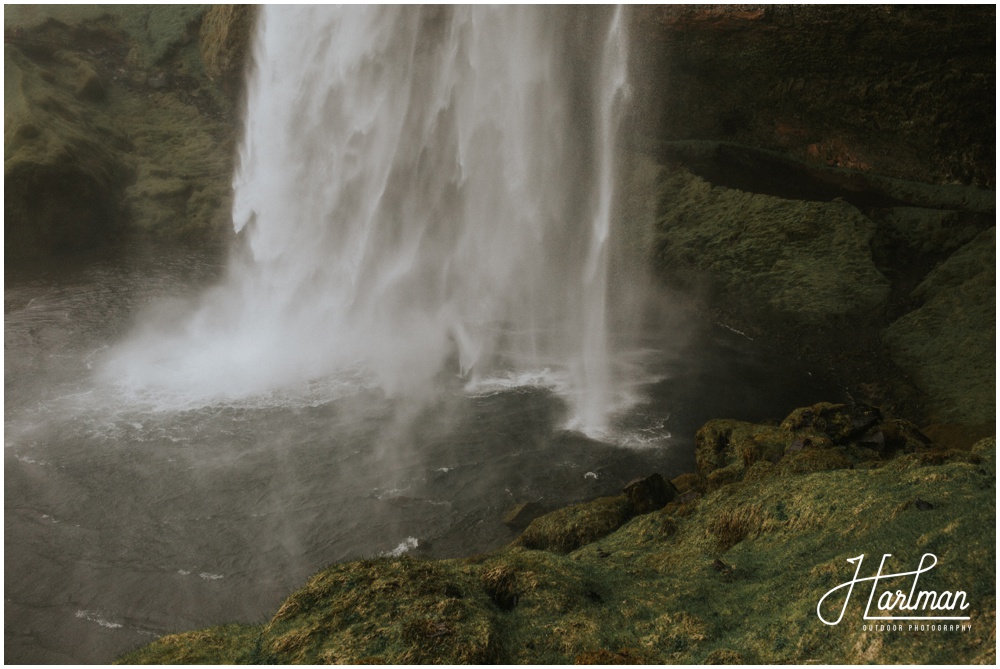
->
[695,402,938,491]
[655,167,891,325]
[882,228,995,426]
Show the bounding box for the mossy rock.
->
[261,556,501,664]
[199,5,256,99]
[698,403,934,487]
[116,624,262,664]
[5,7,241,251]
[869,206,991,272]
[515,495,634,553]
[695,419,789,477]
[883,228,995,425]
[780,401,881,444]
[654,167,891,325]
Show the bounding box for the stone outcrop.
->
[199,5,256,101]
[654,166,892,325]
[882,229,996,425]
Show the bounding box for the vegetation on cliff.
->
[4,5,252,261]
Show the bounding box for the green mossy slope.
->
[5,6,249,259]
[118,407,995,665]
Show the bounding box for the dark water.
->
[4,242,843,664]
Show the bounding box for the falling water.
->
[104,6,631,433]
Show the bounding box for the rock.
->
[670,472,701,494]
[882,229,995,425]
[71,58,106,101]
[655,167,891,325]
[515,496,633,554]
[119,419,996,665]
[869,207,992,274]
[5,6,240,254]
[694,419,789,478]
[697,403,937,487]
[622,473,677,514]
[502,501,546,530]
[779,402,881,444]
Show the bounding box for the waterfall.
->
[104,6,632,434]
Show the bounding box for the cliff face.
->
[4,6,255,261]
[634,5,995,188]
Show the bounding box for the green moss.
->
[260,556,501,664]
[200,5,256,94]
[654,167,891,324]
[5,7,240,251]
[115,624,263,664]
[4,44,132,258]
[883,229,995,425]
[516,496,635,553]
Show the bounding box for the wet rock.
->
[640,5,994,187]
[623,473,677,514]
[502,501,546,530]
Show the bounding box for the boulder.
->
[655,167,891,325]
[779,402,881,444]
[515,496,633,554]
[623,473,678,514]
[882,228,995,425]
